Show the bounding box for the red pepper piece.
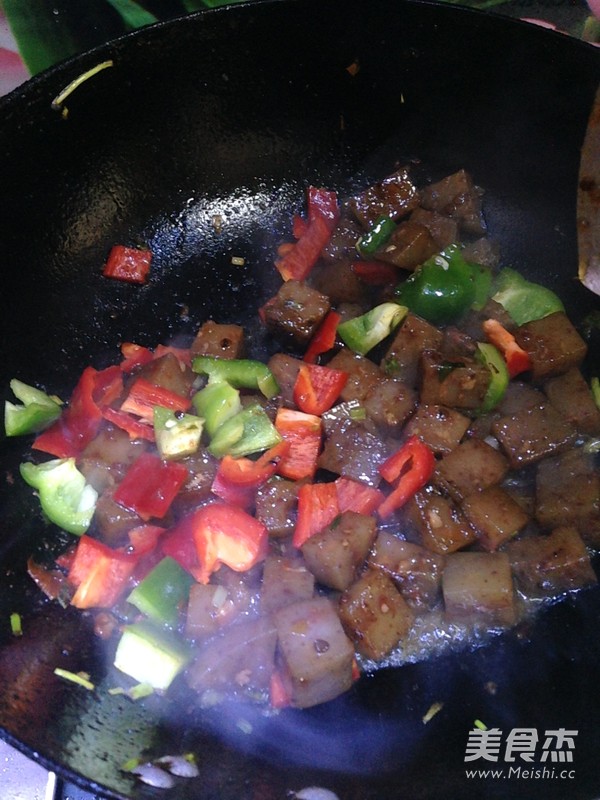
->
[303,310,342,364]
[127,524,165,557]
[33,366,102,458]
[102,245,152,284]
[293,363,348,416]
[378,435,435,518]
[335,476,384,515]
[275,187,340,282]
[67,535,138,609]
[92,365,123,408]
[153,344,192,367]
[351,260,398,285]
[113,452,188,521]
[293,481,339,549]
[482,318,532,378]
[270,668,293,709]
[120,377,191,422]
[101,406,156,441]
[120,342,154,373]
[161,514,199,574]
[211,441,290,507]
[275,408,322,481]
[190,503,268,584]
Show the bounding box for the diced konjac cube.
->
[544,368,600,435]
[459,299,516,342]
[310,259,367,304]
[409,207,459,250]
[368,531,446,607]
[492,404,577,468]
[403,403,470,455]
[405,487,478,554]
[461,237,500,269]
[255,477,299,537]
[185,580,252,640]
[495,381,546,416]
[94,489,142,546]
[190,320,245,360]
[381,312,443,388]
[274,597,355,708]
[137,352,195,397]
[442,552,515,625]
[263,280,331,347]
[318,419,389,486]
[260,555,315,613]
[514,311,587,382]
[535,449,600,545]
[348,167,421,228]
[322,214,363,262]
[171,449,218,514]
[433,439,509,502]
[80,427,148,494]
[339,569,414,660]
[186,615,277,694]
[374,220,438,271]
[301,510,377,591]
[420,169,486,236]
[328,348,385,402]
[506,526,597,598]
[363,377,417,435]
[461,485,530,551]
[267,353,304,407]
[419,351,490,410]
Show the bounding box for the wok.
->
[0,1,599,798]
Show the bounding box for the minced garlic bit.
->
[212,215,223,234]
[51,60,114,119]
[54,668,95,691]
[422,701,444,724]
[231,255,246,266]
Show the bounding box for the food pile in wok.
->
[6,165,599,712]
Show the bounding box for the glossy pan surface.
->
[0,1,599,797]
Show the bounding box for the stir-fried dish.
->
[5,166,600,712]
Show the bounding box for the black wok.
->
[0,1,599,798]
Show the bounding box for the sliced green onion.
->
[51,60,114,119]
[10,612,22,637]
[54,668,95,691]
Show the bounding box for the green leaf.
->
[104,0,159,29]
[2,0,126,75]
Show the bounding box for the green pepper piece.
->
[153,406,204,460]
[492,267,564,325]
[395,245,479,325]
[4,379,62,437]
[126,556,193,628]
[19,457,97,535]
[470,263,494,311]
[591,376,600,410]
[209,403,282,458]
[191,356,279,399]
[113,621,191,691]
[192,381,242,438]
[337,302,408,356]
[476,342,509,413]
[356,215,396,256]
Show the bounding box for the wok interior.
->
[0,1,599,797]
